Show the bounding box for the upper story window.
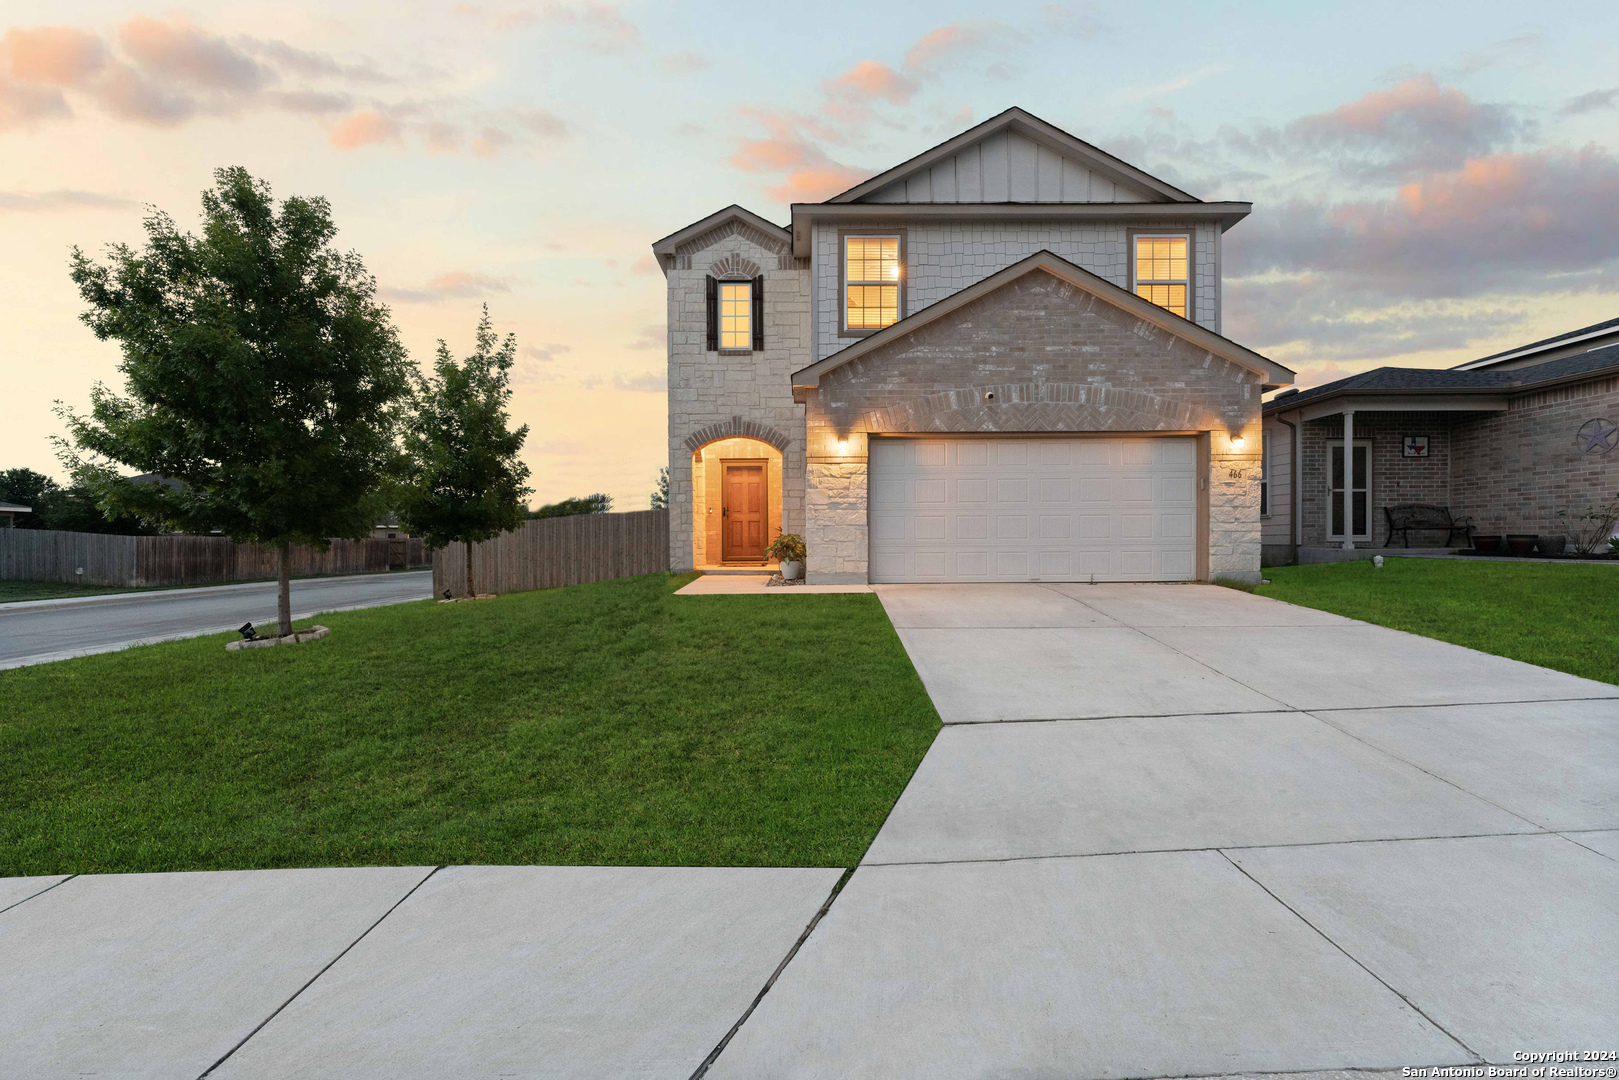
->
[843,235,902,333]
[1133,234,1189,319]
[719,281,752,350]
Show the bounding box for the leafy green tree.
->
[58,166,412,636]
[0,469,55,528]
[650,466,668,510]
[396,306,532,597]
[528,493,611,519]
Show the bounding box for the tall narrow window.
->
[844,235,901,332]
[1133,235,1189,319]
[718,281,752,350]
[1259,431,1270,516]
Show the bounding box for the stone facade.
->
[811,219,1221,363]
[800,268,1263,583]
[1268,379,1619,552]
[664,225,811,571]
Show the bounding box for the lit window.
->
[1134,235,1189,319]
[719,281,752,350]
[845,235,900,331]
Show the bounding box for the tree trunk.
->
[277,539,292,637]
[465,541,474,598]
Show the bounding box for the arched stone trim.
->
[861,382,1225,434]
[684,416,792,453]
[709,253,762,279]
[676,219,789,258]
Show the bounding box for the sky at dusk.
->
[3,0,1617,508]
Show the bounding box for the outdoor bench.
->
[1383,504,1475,548]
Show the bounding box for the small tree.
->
[397,306,532,597]
[650,466,669,510]
[59,167,412,636]
[529,493,611,519]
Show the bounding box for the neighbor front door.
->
[1328,441,1371,540]
[722,461,767,561]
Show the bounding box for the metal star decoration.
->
[1576,418,1618,455]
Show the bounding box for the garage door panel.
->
[869,436,1199,583]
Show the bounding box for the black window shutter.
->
[705,275,717,351]
[751,275,764,351]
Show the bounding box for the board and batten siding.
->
[858,130,1152,205]
[431,510,670,596]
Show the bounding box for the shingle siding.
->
[812,219,1221,362]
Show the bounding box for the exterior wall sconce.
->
[1230,435,1245,449]
[837,439,850,454]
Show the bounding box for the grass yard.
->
[1257,558,1619,685]
[0,573,941,876]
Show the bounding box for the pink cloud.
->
[471,126,512,157]
[0,80,69,129]
[380,271,511,303]
[631,254,658,274]
[93,64,195,125]
[767,163,874,204]
[902,22,1018,72]
[0,26,107,87]
[117,15,268,94]
[824,60,916,106]
[328,107,401,149]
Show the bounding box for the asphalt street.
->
[0,571,433,669]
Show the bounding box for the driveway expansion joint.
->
[194,865,443,1080]
[0,873,78,917]
[1217,849,1485,1066]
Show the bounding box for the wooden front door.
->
[722,461,767,561]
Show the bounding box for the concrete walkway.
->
[4,582,1615,1078]
[707,583,1619,1078]
[0,570,433,669]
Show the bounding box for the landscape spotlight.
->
[238,622,258,641]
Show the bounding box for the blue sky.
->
[3,0,1617,506]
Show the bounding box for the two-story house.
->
[651,107,1294,584]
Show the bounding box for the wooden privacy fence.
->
[0,528,427,587]
[432,510,669,596]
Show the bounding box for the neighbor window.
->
[1134,235,1189,319]
[844,235,901,331]
[718,281,752,350]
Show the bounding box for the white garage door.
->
[869,436,1199,583]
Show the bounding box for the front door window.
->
[1329,442,1369,539]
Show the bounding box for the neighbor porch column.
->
[1342,409,1355,551]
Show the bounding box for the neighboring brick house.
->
[1261,328,1619,563]
[652,108,1294,584]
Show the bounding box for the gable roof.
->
[791,249,1294,400]
[1266,342,1619,414]
[649,205,791,271]
[826,107,1199,206]
[1451,315,1619,371]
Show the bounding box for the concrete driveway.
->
[708,583,1619,1078]
[0,570,433,669]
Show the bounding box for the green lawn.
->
[1257,558,1619,685]
[0,573,941,876]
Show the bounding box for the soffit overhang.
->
[790,249,1293,403]
[788,202,1253,257]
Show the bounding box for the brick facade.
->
[1453,377,1619,535]
[1271,381,1619,551]
[801,268,1263,582]
[664,226,811,571]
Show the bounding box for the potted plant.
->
[766,532,806,580]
